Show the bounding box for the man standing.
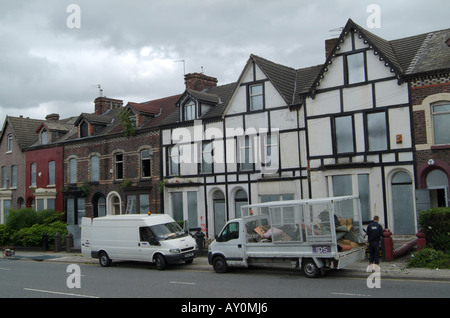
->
[367,215,383,272]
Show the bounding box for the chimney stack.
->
[184,73,218,91]
[94,97,123,115]
[45,113,60,121]
[325,38,339,59]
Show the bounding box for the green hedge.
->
[0,209,67,248]
[418,207,450,253]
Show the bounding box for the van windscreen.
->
[150,222,187,240]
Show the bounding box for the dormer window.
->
[80,121,89,138]
[184,101,196,121]
[41,129,49,145]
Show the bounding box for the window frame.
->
[345,51,367,86]
[141,149,152,178]
[366,111,389,152]
[168,146,180,176]
[48,161,55,186]
[238,135,254,171]
[431,102,450,145]
[200,141,213,174]
[90,155,99,182]
[248,83,264,111]
[333,115,355,154]
[183,100,196,121]
[114,153,124,180]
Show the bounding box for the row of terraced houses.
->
[1,20,449,246]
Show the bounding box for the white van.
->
[81,214,198,270]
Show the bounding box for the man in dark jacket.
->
[367,215,383,270]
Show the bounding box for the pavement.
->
[3,249,450,282]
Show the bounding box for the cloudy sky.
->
[0,0,448,123]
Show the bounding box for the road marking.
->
[0,267,11,270]
[331,292,371,297]
[170,281,196,285]
[24,288,99,298]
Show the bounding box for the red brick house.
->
[62,95,179,246]
[23,113,75,212]
[410,29,450,210]
[0,116,42,222]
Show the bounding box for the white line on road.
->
[24,288,99,298]
[170,281,196,285]
[0,268,10,270]
[331,292,372,297]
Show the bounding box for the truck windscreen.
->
[150,222,187,240]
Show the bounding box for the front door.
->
[138,227,159,261]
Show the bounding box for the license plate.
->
[185,252,194,258]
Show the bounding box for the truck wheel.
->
[154,254,167,270]
[213,256,228,273]
[99,251,112,267]
[302,258,320,278]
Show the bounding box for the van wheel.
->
[99,252,112,267]
[154,254,167,270]
[302,258,320,278]
[213,256,228,273]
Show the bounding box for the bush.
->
[407,248,450,269]
[418,207,450,253]
[2,209,68,248]
[5,208,40,232]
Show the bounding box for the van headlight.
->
[169,248,181,254]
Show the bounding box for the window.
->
[249,84,264,111]
[48,161,55,185]
[331,174,371,222]
[31,163,37,187]
[90,156,99,182]
[346,52,365,85]
[7,134,13,152]
[262,133,279,172]
[234,189,248,219]
[187,191,198,228]
[367,112,388,151]
[139,194,150,214]
[184,101,196,121]
[334,115,354,153]
[115,153,124,180]
[80,121,89,138]
[171,192,183,221]
[141,149,151,178]
[11,166,16,188]
[1,166,6,188]
[168,146,179,176]
[432,103,450,145]
[238,136,253,171]
[217,222,239,242]
[201,142,213,174]
[69,158,77,184]
[41,129,49,145]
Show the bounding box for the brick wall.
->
[63,129,162,216]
